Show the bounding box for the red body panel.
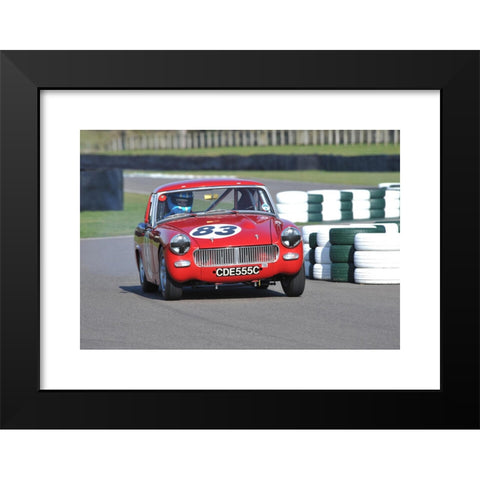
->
[134,179,304,288]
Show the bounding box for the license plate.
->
[214,265,261,277]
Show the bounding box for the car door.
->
[143,194,158,283]
[149,195,167,281]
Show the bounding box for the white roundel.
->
[261,203,271,212]
[189,224,242,239]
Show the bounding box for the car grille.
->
[193,245,279,267]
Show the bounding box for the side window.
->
[144,194,153,224]
[156,198,166,223]
[148,194,158,225]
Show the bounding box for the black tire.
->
[137,252,158,293]
[369,208,385,219]
[307,193,324,204]
[159,248,183,300]
[340,211,353,221]
[281,264,306,297]
[331,262,355,282]
[340,191,353,201]
[368,188,386,199]
[329,226,385,245]
[307,203,323,213]
[369,198,386,209]
[308,213,323,223]
[330,245,355,263]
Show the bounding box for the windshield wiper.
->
[167,212,197,219]
[198,209,236,215]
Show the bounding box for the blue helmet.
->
[167,191,193,215]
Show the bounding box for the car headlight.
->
[281,227,301,248]
[170,234,191,255]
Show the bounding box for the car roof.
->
[153,178,265,194]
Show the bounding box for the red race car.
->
[134,178,305,300]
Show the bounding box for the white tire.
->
[384,190,400,201]
[303,244,310,258]
[315,246,332,264]
[322,211,342,221]
[306,225,337,247]
[384,199,400,209]
[384,208,400,218]
[354,268,400,284]
[352,200,373,210]
[307,189,340,201]
[302,225,322,243]
[315,231,332,247]
[313,263,332,280]
[322,202,347,216]
[302,224,322,236]
[354,250,400,268]
[352,209,371,220]
[321,199,341,210]
[277,202,308,214]
[342,189,370,200]
[374,223,399,233]
[276,191,308,203]
[354,232,400,251]
[348,223,376,228]
[378,183,400,189]
[279,212,308,223]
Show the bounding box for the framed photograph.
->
[1,51,478,428]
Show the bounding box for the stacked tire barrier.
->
[302,223,400,284]
[340,189,386,220]
[354,230,400,284]
[302,225,335,280]
[275,191,308,223]
[306,191,324,222]
[276,185,400,224]
[329,226,386,282]
[306,190,353,222]
[379,183,401,219]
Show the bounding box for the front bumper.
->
[166,242,303,284]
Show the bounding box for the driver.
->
[166,191,193,216]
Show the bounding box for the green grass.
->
[126,170,400,186]
[89,143,400,157]
[81,192,148,238]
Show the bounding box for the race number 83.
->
[189,224,241,239]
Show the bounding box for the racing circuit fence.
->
[81,130,401,153]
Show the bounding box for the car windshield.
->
[162,186,275,218]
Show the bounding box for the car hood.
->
[168,213,275,248]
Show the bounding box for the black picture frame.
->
[1,51,478,429]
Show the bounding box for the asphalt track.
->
[80,175,400,349]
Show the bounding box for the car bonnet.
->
[167,213,274,247]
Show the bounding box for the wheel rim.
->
[160,254,167,292]
[139,256,145,283]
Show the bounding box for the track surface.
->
[80,175,400,349]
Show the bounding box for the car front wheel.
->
[159,248,183,300]
[280,264,306,297]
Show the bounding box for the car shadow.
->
[119,284,286,300]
